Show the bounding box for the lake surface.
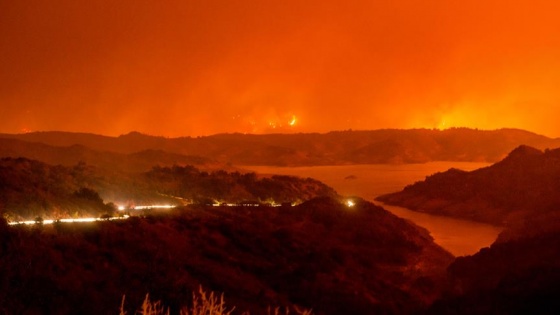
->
[243,162,502,257]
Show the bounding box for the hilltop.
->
[0,157,336,221]
[377,145,560,225]
[1,128,559,166]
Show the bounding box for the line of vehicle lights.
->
[8,215,130,226]
[114,198,356,209]
[8,199,355,226]
[117,205,176,211]
[114,199,357,209]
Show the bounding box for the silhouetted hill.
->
[377,145,560,225]
[427,211,560,314]
[0,158,337,220]
[1,128,559,166]
[141,165,337,205]
[0,197,453,314]
[0,138,215,172]
[0,157,115,220]
[368,144,560,313]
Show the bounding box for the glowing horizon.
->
[2,1,560,138]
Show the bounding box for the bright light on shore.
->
[346,200,355,207]
[116,204,175,211]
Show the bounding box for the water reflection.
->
[244,162,502,256]
[376,203,502,256]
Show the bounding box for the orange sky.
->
[1,0,560,137]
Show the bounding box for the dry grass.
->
[120,293,170,315]
[266,306,314,315]
[181,286,235,315]
[120,287,313,315]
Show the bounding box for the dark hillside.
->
[374,145,560,313]
[427,210,560,314]
[0,198,453,315]
[0,158,114,220]
[0,138,215,172]
[0,158,337,220]
[377,146,560,225]
[142,165,336,205]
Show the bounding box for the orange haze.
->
[1,0,560,137]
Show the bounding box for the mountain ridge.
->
[2,128,559,166]
[0,137,218,173]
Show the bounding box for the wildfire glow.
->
[437,119,448,130]
[289,116,297,126]
[1,1,560,137]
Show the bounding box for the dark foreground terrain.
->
[426,210,560,315]
[376,145,560,314]
[0,198,453,314]
[3,144,560,314]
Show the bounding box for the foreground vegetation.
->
[0,157,336,221]
[120,287,313,315]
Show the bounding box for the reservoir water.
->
[243,162,502,257]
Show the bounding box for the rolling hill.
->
[1,128,559,166]
[0,157,337,221]
[377,145,560,225]
[0,137,216,173]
